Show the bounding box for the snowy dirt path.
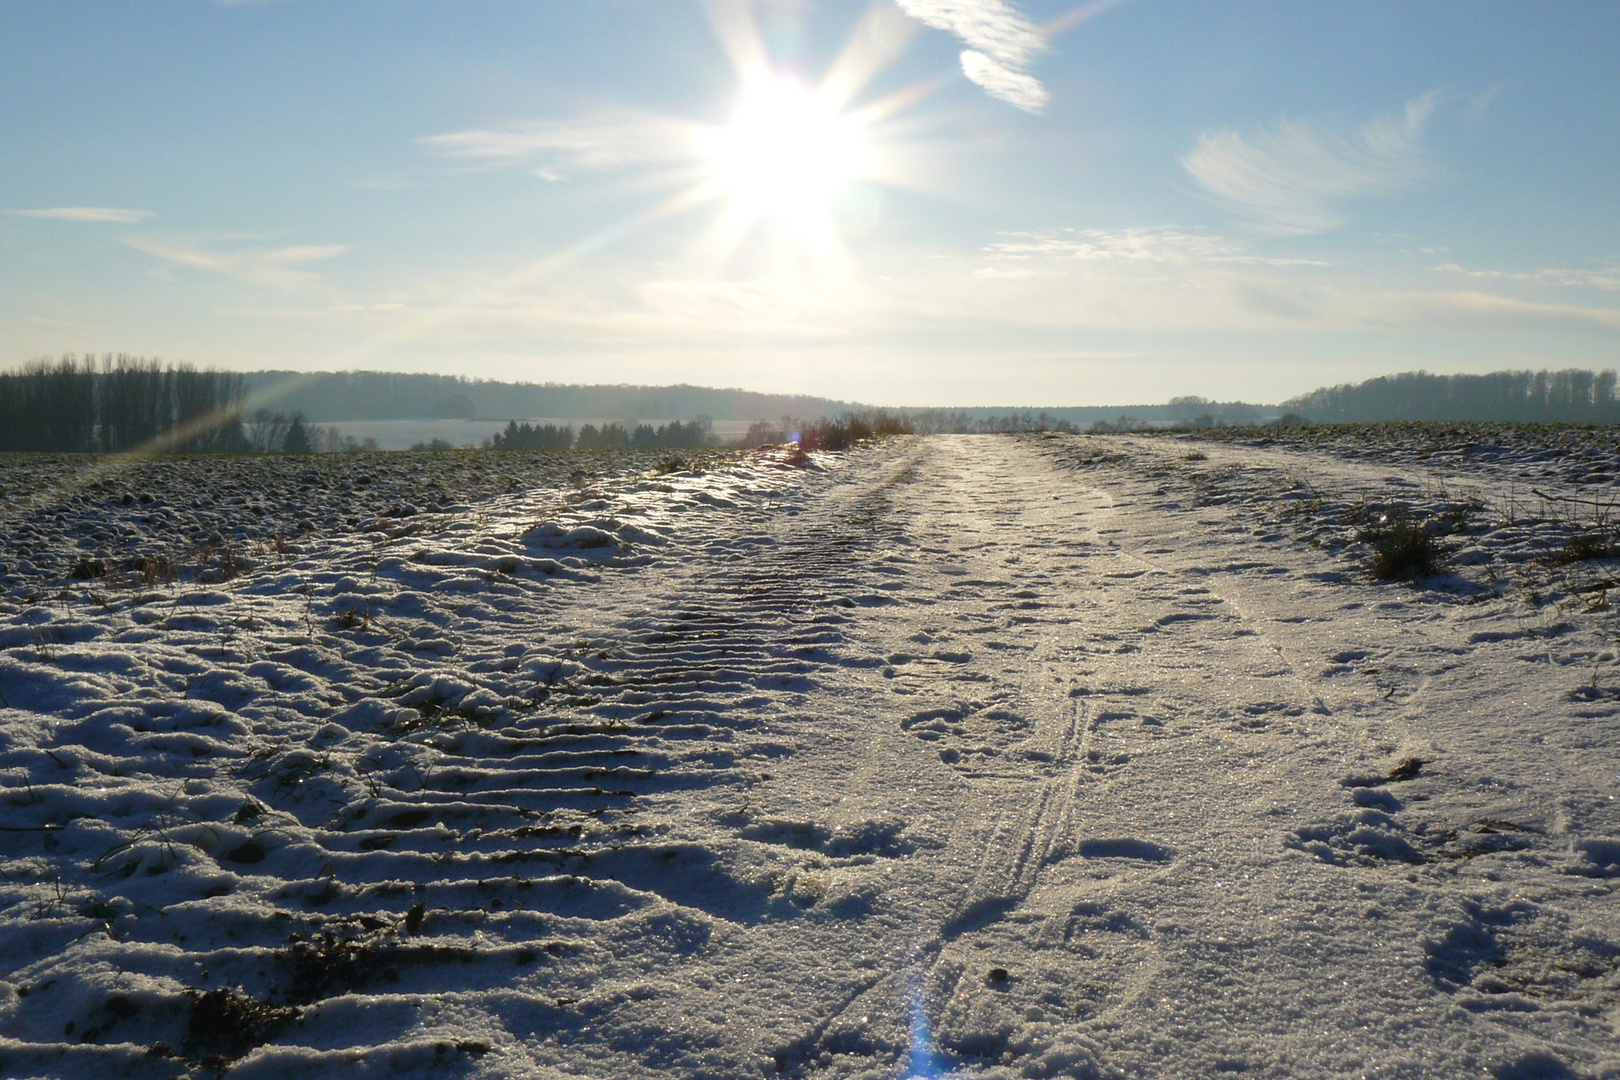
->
[1,434,1617,1079]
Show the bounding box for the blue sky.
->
[2,0,1616,406]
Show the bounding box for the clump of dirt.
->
[277,925,475,1005]
[183,987,296,1063]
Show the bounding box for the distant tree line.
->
[0,355,248,452]
[1284,368,1620,424]
[0,356,387,453]
[487,418,714,451]
[901,410,1082,434]
[241,370,856,424]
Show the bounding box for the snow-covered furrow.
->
[0,445,932,1077]
[2,432,1618,1079]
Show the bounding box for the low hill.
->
[239,371,858,423]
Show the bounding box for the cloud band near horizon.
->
[6,207,154,224]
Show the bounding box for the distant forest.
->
[240,370,855,424]
[4,356,1620,453]
[239,370,1273,428]
[0,356,248,452]
[1284,368,1620,424]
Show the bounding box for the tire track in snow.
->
[771,437,1149,1076]
[946,700,1091,936]
[0,445,936,1077]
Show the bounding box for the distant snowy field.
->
[0,431,1617,1079]
[321,420,760,451]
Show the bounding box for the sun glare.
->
[707,76,870,237]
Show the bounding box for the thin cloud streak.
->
[893,0,1049,113]
[1352,290,1620,333]
[1434,262,1620,291]
[123,237,347,289]
[418,113,702,178]
[7,207,153,224]
[960,225,1620,336]
[1181,94,1438,234]
[983,227,1328,266]
[1228,278,1620,334]
[959,50,1048,113]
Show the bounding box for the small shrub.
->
[1181,450,1207,462]
[795,411,913,452]
[1362,518,1446,581]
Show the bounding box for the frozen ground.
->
[0,431,1617,1079]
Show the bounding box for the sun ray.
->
[253,5,928,365]
[701,0,771,87]
[819,0,920,112]
[1042,0,1136,38]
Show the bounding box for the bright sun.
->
[707,76,870,236]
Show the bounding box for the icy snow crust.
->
[0,433,1617,1078]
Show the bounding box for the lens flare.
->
[906,973,940,1078]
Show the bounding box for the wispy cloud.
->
[1226,278,1620,333]
[960,223,1620,335]
[1347,291,1620,333]
[894,0,1043,66]
[983,227,1328,267]
[6,207,153,224]
[893,0,1049,113]
[124,237,346,289]
[1181,94,1438,234]
[1434,262,1620,291]
[959,51,1048,113]
[418,113,699,179]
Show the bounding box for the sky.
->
[2,0,1617,407]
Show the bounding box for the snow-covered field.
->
[320,420,759,451]
[1,431,1617,1079]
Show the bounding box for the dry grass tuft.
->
[1543,532,1619,566]
[1362,517,1447,581]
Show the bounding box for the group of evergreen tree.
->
[487,418,713,451]
[1285,368,1620,424]
[487,422,574,450]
